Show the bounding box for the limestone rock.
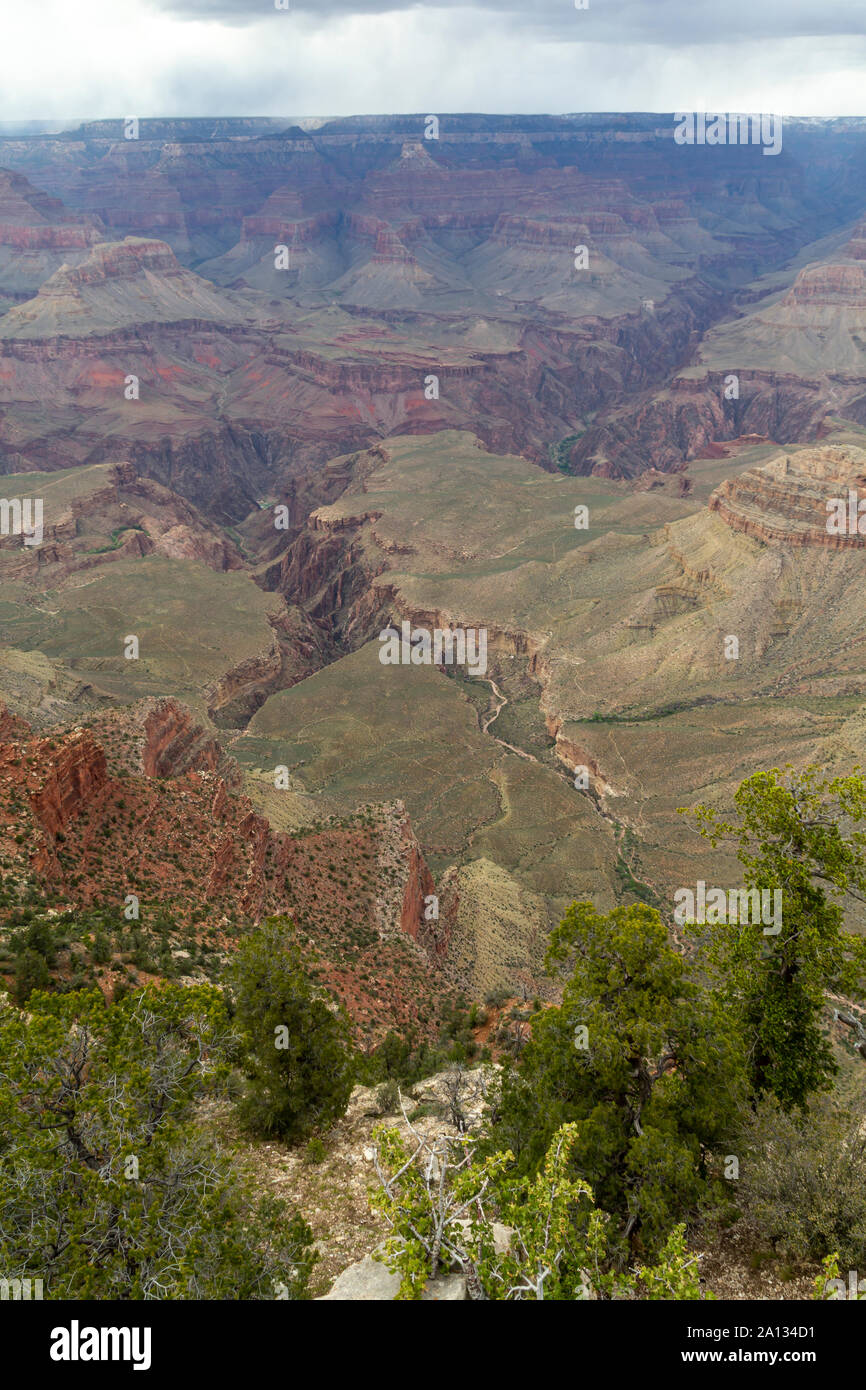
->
[421,1275,468,1301]
[317,1254,401,1301]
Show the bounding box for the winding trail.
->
[479,678,539,762]
[476,675,681,935]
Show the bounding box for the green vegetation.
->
[0,983,315,1299]
[1,757,864,1299]
[487,901,744,1259]
[372,1121,708,1300]
[736,1094,866,1269]
[0,899,196,1003]
[549,432,584,474]
[229,916,355,1142]
[686,766,866,1108]
[583,696,719,724]
[84,523,145,555]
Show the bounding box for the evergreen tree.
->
[686,766,866,1108]
[230,916,355,1142]
[0,983,315,1299]
[490,901,744,1257]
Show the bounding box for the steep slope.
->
[0,167,104,301]
[569,221,866,477]
[249,430,866,951]
[0,237,255,338]
[0,700,453,1041]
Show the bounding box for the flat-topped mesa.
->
[345,212,423,246]
[846,220,866,261]
[241,208,337,243]
[49,237,182,287]
[0,235,251,339]
[372,226,415,263]
[396,140,440,168]
[488,214,592,250]
[784,261,866,306]
[708,444,866,548]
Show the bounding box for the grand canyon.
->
[1,101,865,1324]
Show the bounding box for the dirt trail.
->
[480,678,539,762]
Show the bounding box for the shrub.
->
[13,948,51,1004]
[737,1094,866,1268]
[375,1078,401,1115]
[229,916,355,1144]
[0,984,316,1299]
[303,1137,327,1165]
[371,1121,710,1301]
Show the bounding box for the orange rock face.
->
[708,444,866,548]
[0,704,449,1041]
[24,731,109,838]
[142,699,227,780]
[785,262,866,306]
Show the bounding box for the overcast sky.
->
[4,0,866,121]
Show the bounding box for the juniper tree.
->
[229,916,355,1142]
[684,766,866,1109]
[489,901,744,1258]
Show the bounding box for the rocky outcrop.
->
[708,444,866,548]
[372,800,445,958]
[318,1254,467,1301]
[400,829,443,959]
[317,1255,403,1301]
[0,701,449,1040]
[0,168,105,295]
[204,603,329,729]
[140,698,230,780]
[0,224,98,250]
[785,262,866,306]
[26,730,108,838]
[544,716,618,797]
[0,460,244,585]
[567,367,833,478]
[206,805,270,917]
[0,237,252,340]
[241,206,338,244]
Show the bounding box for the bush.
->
[303,1137,327,1165]
[371,1121,710,1301]
[0,984,316,1299]
[737,1094,866,1268]
[17,918,57,966]
[229,916,355,1144]
[92,931,112,965]
[14,949,51,1004]
[375,1078,401,1115]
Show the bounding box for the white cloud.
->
[1,0,864,119]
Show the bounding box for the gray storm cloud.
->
[2,0,865,119]
[151,0,866,44]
